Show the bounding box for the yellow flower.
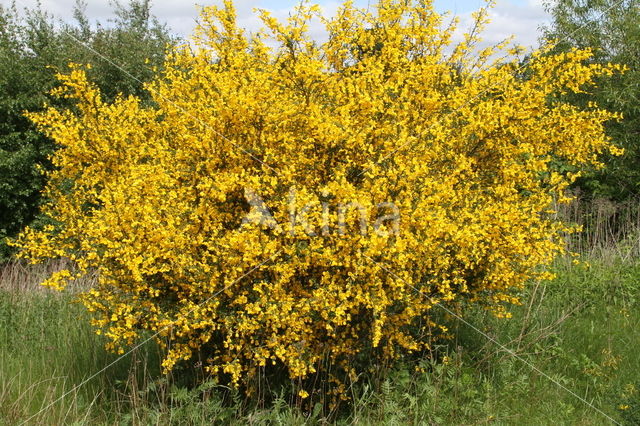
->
[15,0,622,401]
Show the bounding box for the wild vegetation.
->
[0,0,172,259]
[543,0,640,200]
[2,243,640,424]
[1,0,640,424]
[12,0,624,405]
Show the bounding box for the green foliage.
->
[0,0,173,260]
[543,0,640,200]
[618,381,640,425]
[2,252,639,424]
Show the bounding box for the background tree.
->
[0,0,174,260]
[543,0,640,200]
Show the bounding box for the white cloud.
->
[11,0,550,51]
[451,0,551,51]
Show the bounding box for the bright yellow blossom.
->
[13,0,622,399]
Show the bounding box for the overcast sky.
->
[10,0,551,50]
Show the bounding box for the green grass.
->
[1,254,639,425]
[0,262,161,425]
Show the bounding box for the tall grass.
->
[558,194,640,258]
[0,260,162,425]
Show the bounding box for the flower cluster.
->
[15,0,622,398]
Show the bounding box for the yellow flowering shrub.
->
[15,0,622,396]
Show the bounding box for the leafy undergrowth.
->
[1,254,638,425]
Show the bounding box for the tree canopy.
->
[544,0,640,199]
[0,0,173,259]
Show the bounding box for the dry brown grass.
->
[0,258,97,293]
[557,194,640,258]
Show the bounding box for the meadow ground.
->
[1,249,639,425]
